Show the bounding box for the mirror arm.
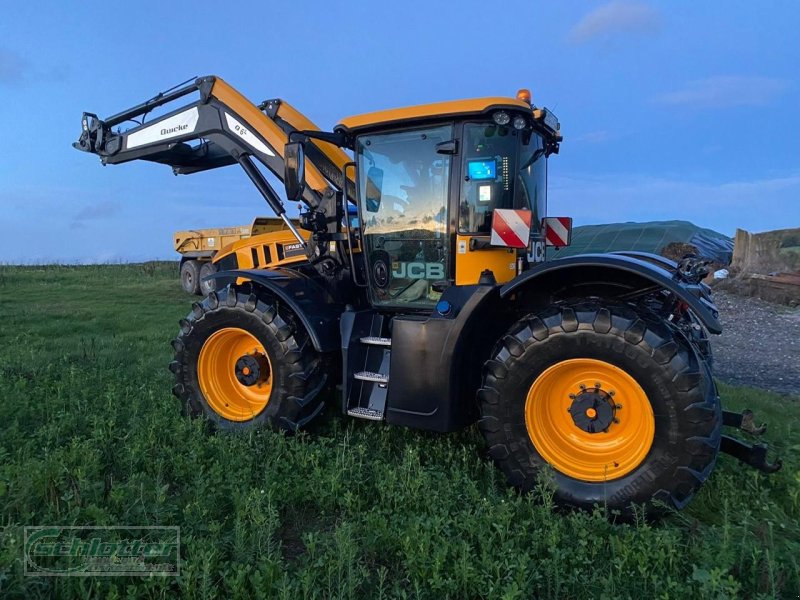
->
[289,129,348,147]
[341,162,368,288]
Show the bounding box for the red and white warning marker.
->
[490,209,532,249]
[543,216,573,247]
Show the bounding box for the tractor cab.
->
[280,91,566,430]
[286,91,563,310]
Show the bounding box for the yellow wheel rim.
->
[197,327,272,421]
[525,358,655,482]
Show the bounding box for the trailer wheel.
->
[169,285,328,432]
[198,262,218,296]
[478,301,720,518]
[180,260,201,295]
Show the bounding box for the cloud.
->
[0,46,70,86]
[573,130,613,144]
[654,76,791,109]
[71,201,122,228]
[567,1,661,44]
[0,48,27,85]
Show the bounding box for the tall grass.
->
[0,264,798,598]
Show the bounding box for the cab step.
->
[347,406,384,421]
[354,370,389,384]
[360,336,392,346]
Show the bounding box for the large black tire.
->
[198,262,218,297]
[478,301,721,518]
[169,285,328,432]
[180,260,201,295]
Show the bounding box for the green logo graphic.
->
[24,526,180,577]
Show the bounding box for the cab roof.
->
[336,97,533,133]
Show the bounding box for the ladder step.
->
[347,407,384,421]
[360,336,392,346]
[354,370,389,383]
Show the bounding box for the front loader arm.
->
[74,76,349,209]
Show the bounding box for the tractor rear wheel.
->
[478,301,720,518]
[180,260,201,295]
[170,285,328,432]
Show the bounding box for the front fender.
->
[208,268,344,352]
[500,253,722,334]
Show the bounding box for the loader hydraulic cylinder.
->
[237,155,306,249]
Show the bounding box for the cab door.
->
[453,122,522,285]
[355,124,454,309]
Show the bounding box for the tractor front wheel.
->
[478,301,720,518]
[170,285,328,432]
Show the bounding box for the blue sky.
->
[1,1,798,263]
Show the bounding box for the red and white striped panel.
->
[544,217,573,247]
[490,209,532,249]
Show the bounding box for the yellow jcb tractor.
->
[74,76,779,518]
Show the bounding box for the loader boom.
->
[75,75,352,209]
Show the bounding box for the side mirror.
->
[365,166,384,213]
[284,142,305,201]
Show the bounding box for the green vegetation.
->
[1,263,798,598]
[780,246,800,270]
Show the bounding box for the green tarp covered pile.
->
[549,220,734,264]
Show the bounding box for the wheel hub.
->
[197,327,273,422]
[568,386,618,433]
[234,353,269,386]
[524,358,654,482]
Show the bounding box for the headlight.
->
[492,111,510,125]
[512,115,527,130]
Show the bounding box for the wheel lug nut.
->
[608,390,615,397]
[569,393,576,399]
[579,384,586,390]
[613,418,620,424]
[615,404,622,410]
[594,382,601,388]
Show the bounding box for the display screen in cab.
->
[467,159,496,180]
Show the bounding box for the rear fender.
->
[207,268,343,352]
[500,253,722,334]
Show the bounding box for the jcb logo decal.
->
[392,262,445,280]
[528,241,545,263]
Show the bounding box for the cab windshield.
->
[459,123,546,236]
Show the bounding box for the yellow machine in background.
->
[175,217,307,294]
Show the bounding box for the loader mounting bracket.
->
[720,435,782,473]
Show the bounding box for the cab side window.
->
[459,124,517,233]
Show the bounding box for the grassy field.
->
[1,263,798,599]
